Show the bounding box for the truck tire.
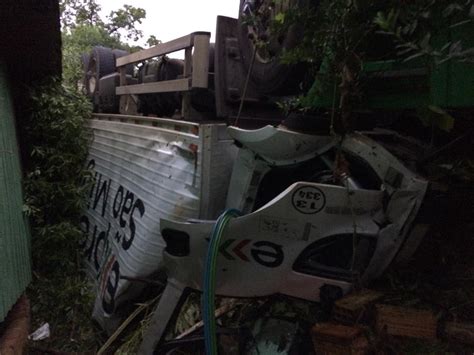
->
[137,58,184,117]
[137,51,216,117]
[237,0,312,95]
[156,58,184,116]
[80,53,90,95]
[98,73,138,114]
[112,49,134,76]
[86,46,115,111]
[98,73,120,113]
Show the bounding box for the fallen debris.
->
[176,300,239,340]
[97,300,151,355]
[28,323,50,341]
[248,317,300,354]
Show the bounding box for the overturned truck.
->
[80,2,473,353]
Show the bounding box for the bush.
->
[24,81,103,351]
[24,80,91,274]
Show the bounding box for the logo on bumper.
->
[219,239,284,268]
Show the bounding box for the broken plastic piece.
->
[28,323,50,341]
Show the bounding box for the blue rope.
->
[203,209,240,355]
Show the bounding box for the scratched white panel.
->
[199,124,238,219]
[82,118,203,331]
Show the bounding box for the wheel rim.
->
[88,76,97,94]
[85,54,99,95]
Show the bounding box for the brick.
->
[375,305,438,340]
[311,323,369,355]
[332,289,383,325]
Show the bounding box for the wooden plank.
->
[191,33,210,88]
[116,78,190,95]
[332,289,384,325]
[116,34,194,67]
[375,305,438,339]
[311,323,369,355]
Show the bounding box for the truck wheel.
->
[86,46,115,111]
[80,53,90,95]
[137,58,184,117]
[237,0,312,95]
[86,46,115,95]
[112,49,134,76]
[155,58,184,117]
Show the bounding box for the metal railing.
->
[115,31,211,118]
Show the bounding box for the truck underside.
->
[78,2,473,352]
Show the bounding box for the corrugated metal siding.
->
[84,115,236,330]
[85,118,204,329]
[0,63,32,322]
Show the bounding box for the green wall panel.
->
[0,63,32,322]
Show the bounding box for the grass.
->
[27,269,105,353]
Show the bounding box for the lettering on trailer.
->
[218,239,284,268]
[99,255,120,315]
[80,159,146,315]
[292,186,326,214]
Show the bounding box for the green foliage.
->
[260,0,474,127]
[374,0,474,64]
[60,0,103,30]
[29,2,153,349]
[60,0,146,42]
[106,4,147,42]
[60,0,149,88]
[62,25,124,89]
[24,80,92,273]
[28,271,102,352]
[146,35,162,48]
[272,1,393,69]
[24,81,101,351]
[266,0,400,131]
